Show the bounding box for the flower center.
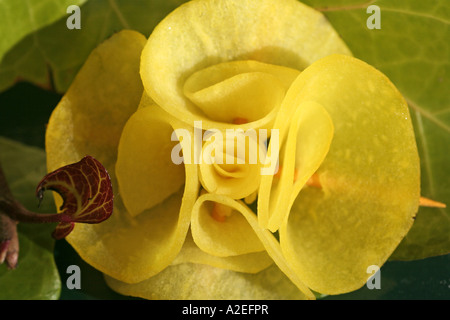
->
[199,129,266,200]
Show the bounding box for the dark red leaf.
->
[52,222,74,240]
[36,156,114,239]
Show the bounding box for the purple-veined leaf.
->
[36,155,113,239]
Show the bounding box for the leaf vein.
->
[413,110,435,196]
[315,0,450,26]
[314,0,377,12]
[381,7,450,26]
[108,0,131,29]
[407,98,450,134]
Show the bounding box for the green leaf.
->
[300,0,450,260]
[0,0,189,93]
[0,0,87,64]
[0,136,61,300]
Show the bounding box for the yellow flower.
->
[45,0,420,299]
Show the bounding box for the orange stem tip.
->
[419,197,446,208]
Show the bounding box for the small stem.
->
[0,198,66,224]
[0,163,66,224]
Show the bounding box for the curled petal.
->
[278,54,420,294]
[193,193,315,299]
[141,0,351,130]
[191,194,265,257]
[116,99,185,217]
[258,101,334,232]
[184,60,299,125]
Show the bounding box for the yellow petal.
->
[106,227,310,300]
[45,30,199,283]
[194,193,315,299]
[173,231,273,274]
[46,30,146,176]
[66,129,199,283]
[184,60,299,124]
[105,262,309,300]
[141,0,351,130]
[258,101,334,231]
[191,194,265,257]
[279,54,420,294]
[67,187,184,283]
[116,103,185,217]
